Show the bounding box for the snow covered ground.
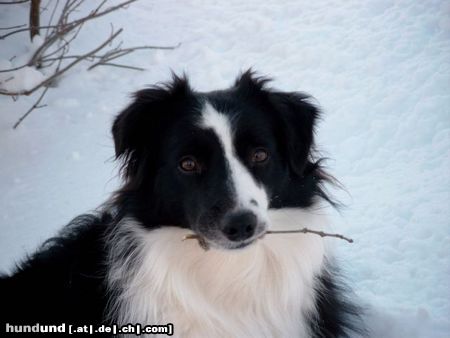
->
[1,1,449,337]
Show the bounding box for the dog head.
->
[112,71,322,249]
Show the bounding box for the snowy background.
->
[0,1,449,337]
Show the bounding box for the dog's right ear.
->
[112,74,192,178]
[269,91,320,177]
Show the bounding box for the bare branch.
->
[44,0,59,39]
[27,0,136,66]
[0,24,62,39]
[0,0,137,40]
[29,0,41,41]
[2,40,179,74]
[0,24,26,30]
[3,0,180,129]
[182,228,354,250]
[0,63,30,73]
[265,228,354,243]
[0,0,29,4]
[119,43,182,51]
[40,55,102,62]
[1,28,123,96]
[39,19,84,62]
[88,42,181,70]
[12,42,66,128]
[91,62,145,71]
[12,85,49,129]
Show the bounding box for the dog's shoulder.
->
[0,212,112,324]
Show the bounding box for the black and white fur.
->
[0,71,363,337]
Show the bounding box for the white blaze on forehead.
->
[199,102,269,212]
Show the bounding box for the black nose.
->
[222,211,257,242]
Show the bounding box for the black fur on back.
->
[310,261,367,338]
[0,213,112,327]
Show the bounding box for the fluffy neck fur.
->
[106,205,330,338]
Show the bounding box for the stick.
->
[29,0,41,41]
[182,227,354,249]
[183,235,210,251]
[12,85,49,129]
[11,43,67,129]
[0,0,137,40]
[0,0,30,4]
[266,228,353,243]
[1,28,123,97]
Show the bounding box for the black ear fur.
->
[270,91,320,176]
[112,74,192,178]
[234,69,271,96]
[234,70,319,176]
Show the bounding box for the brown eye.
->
[251,148,269,164]
[179,156,199,173]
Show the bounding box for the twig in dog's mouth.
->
[182,228,353,250]
[185,235,210,250]
[265,228,353,243]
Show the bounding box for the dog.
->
[0,71,363,337]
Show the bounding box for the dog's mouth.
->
[220,237,259,250]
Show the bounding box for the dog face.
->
[112,71,320,249]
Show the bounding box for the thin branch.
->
[80,0,136,22]
[28,3,77,66]
[114,43,182,52]
[2,40,179,73]
[0,0,162,72]
[1,28,123,96]
[92,0,107,14]
[12,85,49,129]
[0,24,60,39]
[44,0,59,39]
[27,0,135,66]
[40,34,73,68]
[12,43,66,128]
[265,228,354,243]
[66,0,84,15]
[40,54,102,62]
[2,0,179,129]
[0,0,137,39]
[182,227,354,250]
[40,41,181,66]
[0,0,30,4]
[91,48,134,64]
[40,19,84,61]
[0,24,26,30]
[0,63,30,73]
[88,42,181,70]
[91,62,145,71]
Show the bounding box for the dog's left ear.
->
[112,74,193,179]
[269,91,320,176]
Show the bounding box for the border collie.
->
[0,71,362,337]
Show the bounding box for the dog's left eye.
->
[179,156,200,173]
[251,148,269,164]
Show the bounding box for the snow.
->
[0,0,449,337]
[0,65,46,92]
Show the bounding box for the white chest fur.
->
[107,207,330,338]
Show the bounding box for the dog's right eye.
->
[179,156,200,173]
[250,148,269,164]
